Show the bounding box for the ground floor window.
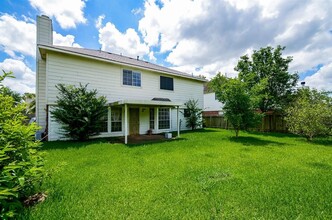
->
[111,108,122,132]
[100,110,108,132]
[158,107,170,129]
[150,108,155,129]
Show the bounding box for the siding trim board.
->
[109,99,182,107]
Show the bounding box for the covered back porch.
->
[109,99,183,144]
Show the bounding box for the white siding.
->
[204,93,223,111]
[36,59,47,130]
[44,52,204,140]
[36,16,52,46]
[48,106,65,141]
[36,15,52,134]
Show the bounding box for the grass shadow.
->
[229,136,286,147]
[247,131,298,138]
[175,128,220,135]
[309,138,332,147]
[307,162,332,170]
[41,138,111,150]
[126,137,187,148]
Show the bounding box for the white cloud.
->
[53,32,81,48]
[0,14,81,58]
[138,0,332,85]
[29,0,86,29]
[304,62,332,91]
[0,14,36,57]
[0,59,35,94]
[95,15,105,29]
[148,51,157,62]
[0,14,81,94]
[98,21,149,58]
[131,8,143,16]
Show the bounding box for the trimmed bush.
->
[51,83,108,141]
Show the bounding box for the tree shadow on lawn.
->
[247,131,298,138]
[307,162,332,170]
[41,138,111,150]
[126,137,187,148]
[301,137,332,147]
[176,128,221,135]
[229,136,286,147]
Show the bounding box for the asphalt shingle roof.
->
[38,44,206,82]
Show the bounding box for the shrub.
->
[0,71,44,219]
[51,83,108,141]
[183,99,202,130]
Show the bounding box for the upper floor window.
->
[123,69,141,87]
[160,76,174,91]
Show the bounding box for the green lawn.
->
[22,129,332,219]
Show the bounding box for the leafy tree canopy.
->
[285,87,332,141]
[235,45,299,112]
[210,74,261,137]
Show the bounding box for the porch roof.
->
[109,99,183,107]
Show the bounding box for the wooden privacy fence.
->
[203,114,287,132]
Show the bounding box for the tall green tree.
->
[210,74,261,137]
[235,45,298,112]
[51,84,108,141]
[285,88,332,141]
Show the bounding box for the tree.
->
[183,99,202,130]
[210,74,261,137]
[51,83,108,141]
[0,70,22,104]
[0,71,44,218]
[285,88,332,141]
[23,93,36,115]
[235,45,298,112]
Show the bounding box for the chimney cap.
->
[137,55,139,60]
[41,15,50,18]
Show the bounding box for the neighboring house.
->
[203,92,223,116]
[36,15,205,143]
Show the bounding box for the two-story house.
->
[36,15,205,143]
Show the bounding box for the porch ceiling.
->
[109,99,183,107]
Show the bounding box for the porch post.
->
[124,104,128,144]
[177,106,180,137]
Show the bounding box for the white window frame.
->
[122,69,141,87]
[100,109,109,133]
[158,107,171,130]
[111,107,122,132]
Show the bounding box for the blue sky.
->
[0,0,331,93]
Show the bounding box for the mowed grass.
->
[22,129,332,219]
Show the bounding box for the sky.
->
[0,0,331,94]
